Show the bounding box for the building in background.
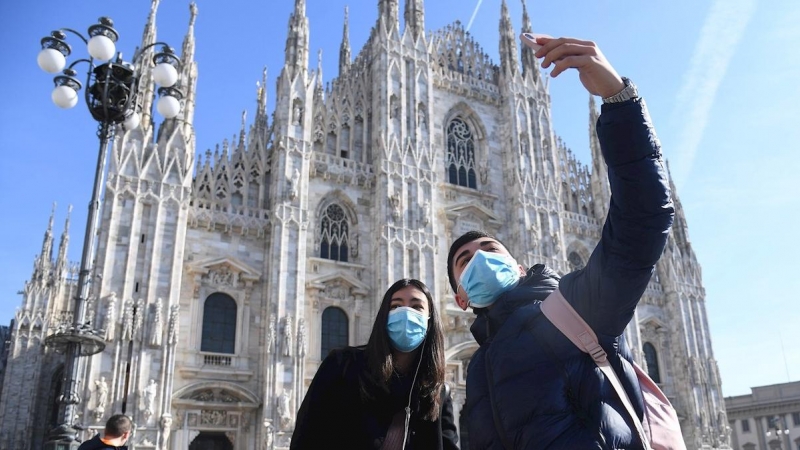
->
[725,381,800,450]
[0,0,730,449]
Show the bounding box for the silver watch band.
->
[602,77,638,104]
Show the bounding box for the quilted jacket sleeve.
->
[559,98,675,337]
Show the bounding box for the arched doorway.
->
[189,432,233,450]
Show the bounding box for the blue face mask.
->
[387,306,428,352]
[458,250,521,308]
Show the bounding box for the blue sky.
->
[0,0,797,397]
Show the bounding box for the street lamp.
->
[766,415,791,450]
[37,16,183,450]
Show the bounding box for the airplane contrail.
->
[669,0,756,189]
[466,0,484,31]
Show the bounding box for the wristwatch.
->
[602,77,638,104]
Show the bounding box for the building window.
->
[568,251,585,271]
[642,342,661,384]
[320,307,348,359]
[446,117,477,189]
[741,418,750,433]
[201,293,237,354]
[320,204,350,262]
[793,412,800,426]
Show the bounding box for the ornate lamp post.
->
[766,415,791,450]
[37,16,183,450]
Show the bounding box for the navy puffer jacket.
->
[464,98,674,450]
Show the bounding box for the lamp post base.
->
[43,424,82,450]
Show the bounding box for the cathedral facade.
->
[0,1,730,449]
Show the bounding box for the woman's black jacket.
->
[291,346,459,450]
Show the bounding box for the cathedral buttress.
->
[339,7,351,75]
[82,1,198,431]
[496,0,561,270]
[520,0,540,82]
[265,0,314,424]
[404,0,425,40]
[0,207,74,448]
[135,0,160,133]
[368,0,438,299]
[378,0,400,37]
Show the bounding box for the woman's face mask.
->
[458,249,521,308]
[387,307,428,352]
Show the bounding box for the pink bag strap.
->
[540,289,652,450]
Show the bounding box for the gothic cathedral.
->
[0,1,730,449]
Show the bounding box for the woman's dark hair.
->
[363,278,446,421]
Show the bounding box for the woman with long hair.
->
[291,278,459,449]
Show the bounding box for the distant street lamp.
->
[37,16,183,450]
[765,415,791,450]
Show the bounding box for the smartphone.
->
[520,33,553,52]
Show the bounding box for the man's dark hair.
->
[447,230,511,291]
[105,414,132,438]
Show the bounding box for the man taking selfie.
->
[448,34,675,449]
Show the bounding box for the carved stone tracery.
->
[189,388,241,403]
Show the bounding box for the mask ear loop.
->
[401,331,427,449]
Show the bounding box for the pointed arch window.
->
[201,293,237,354]
[643,342,661,383]
[47,365,65,428]
[568,251,585,271]
[320,307,348,359]
[446,117,477,189]
[320,204,350,262]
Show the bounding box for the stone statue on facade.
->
[277,390,293,431]
[297,318,307,357]
[168,304,180,345]
[159,414,173,450]
[133,299,145,341]
[313,116,325,143]
[150,298,163,347]
[421,201,431,226]
[93,376,109,421]
[95,376,109,409]
[551,232,561,254]
[121,299,134,341]
[479,164,489,185]
[212,267,233,286]
[417,103,427,130]
[263,419,274,450]
[282,316,293,357]
[389,195,401,222]
[85,294,96,325]
[142,379,158,423]
[292,101,303,126]
[717,410,731,447]
[288,169,300,201]
[104,292,117,342]
[266,313,276,354]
